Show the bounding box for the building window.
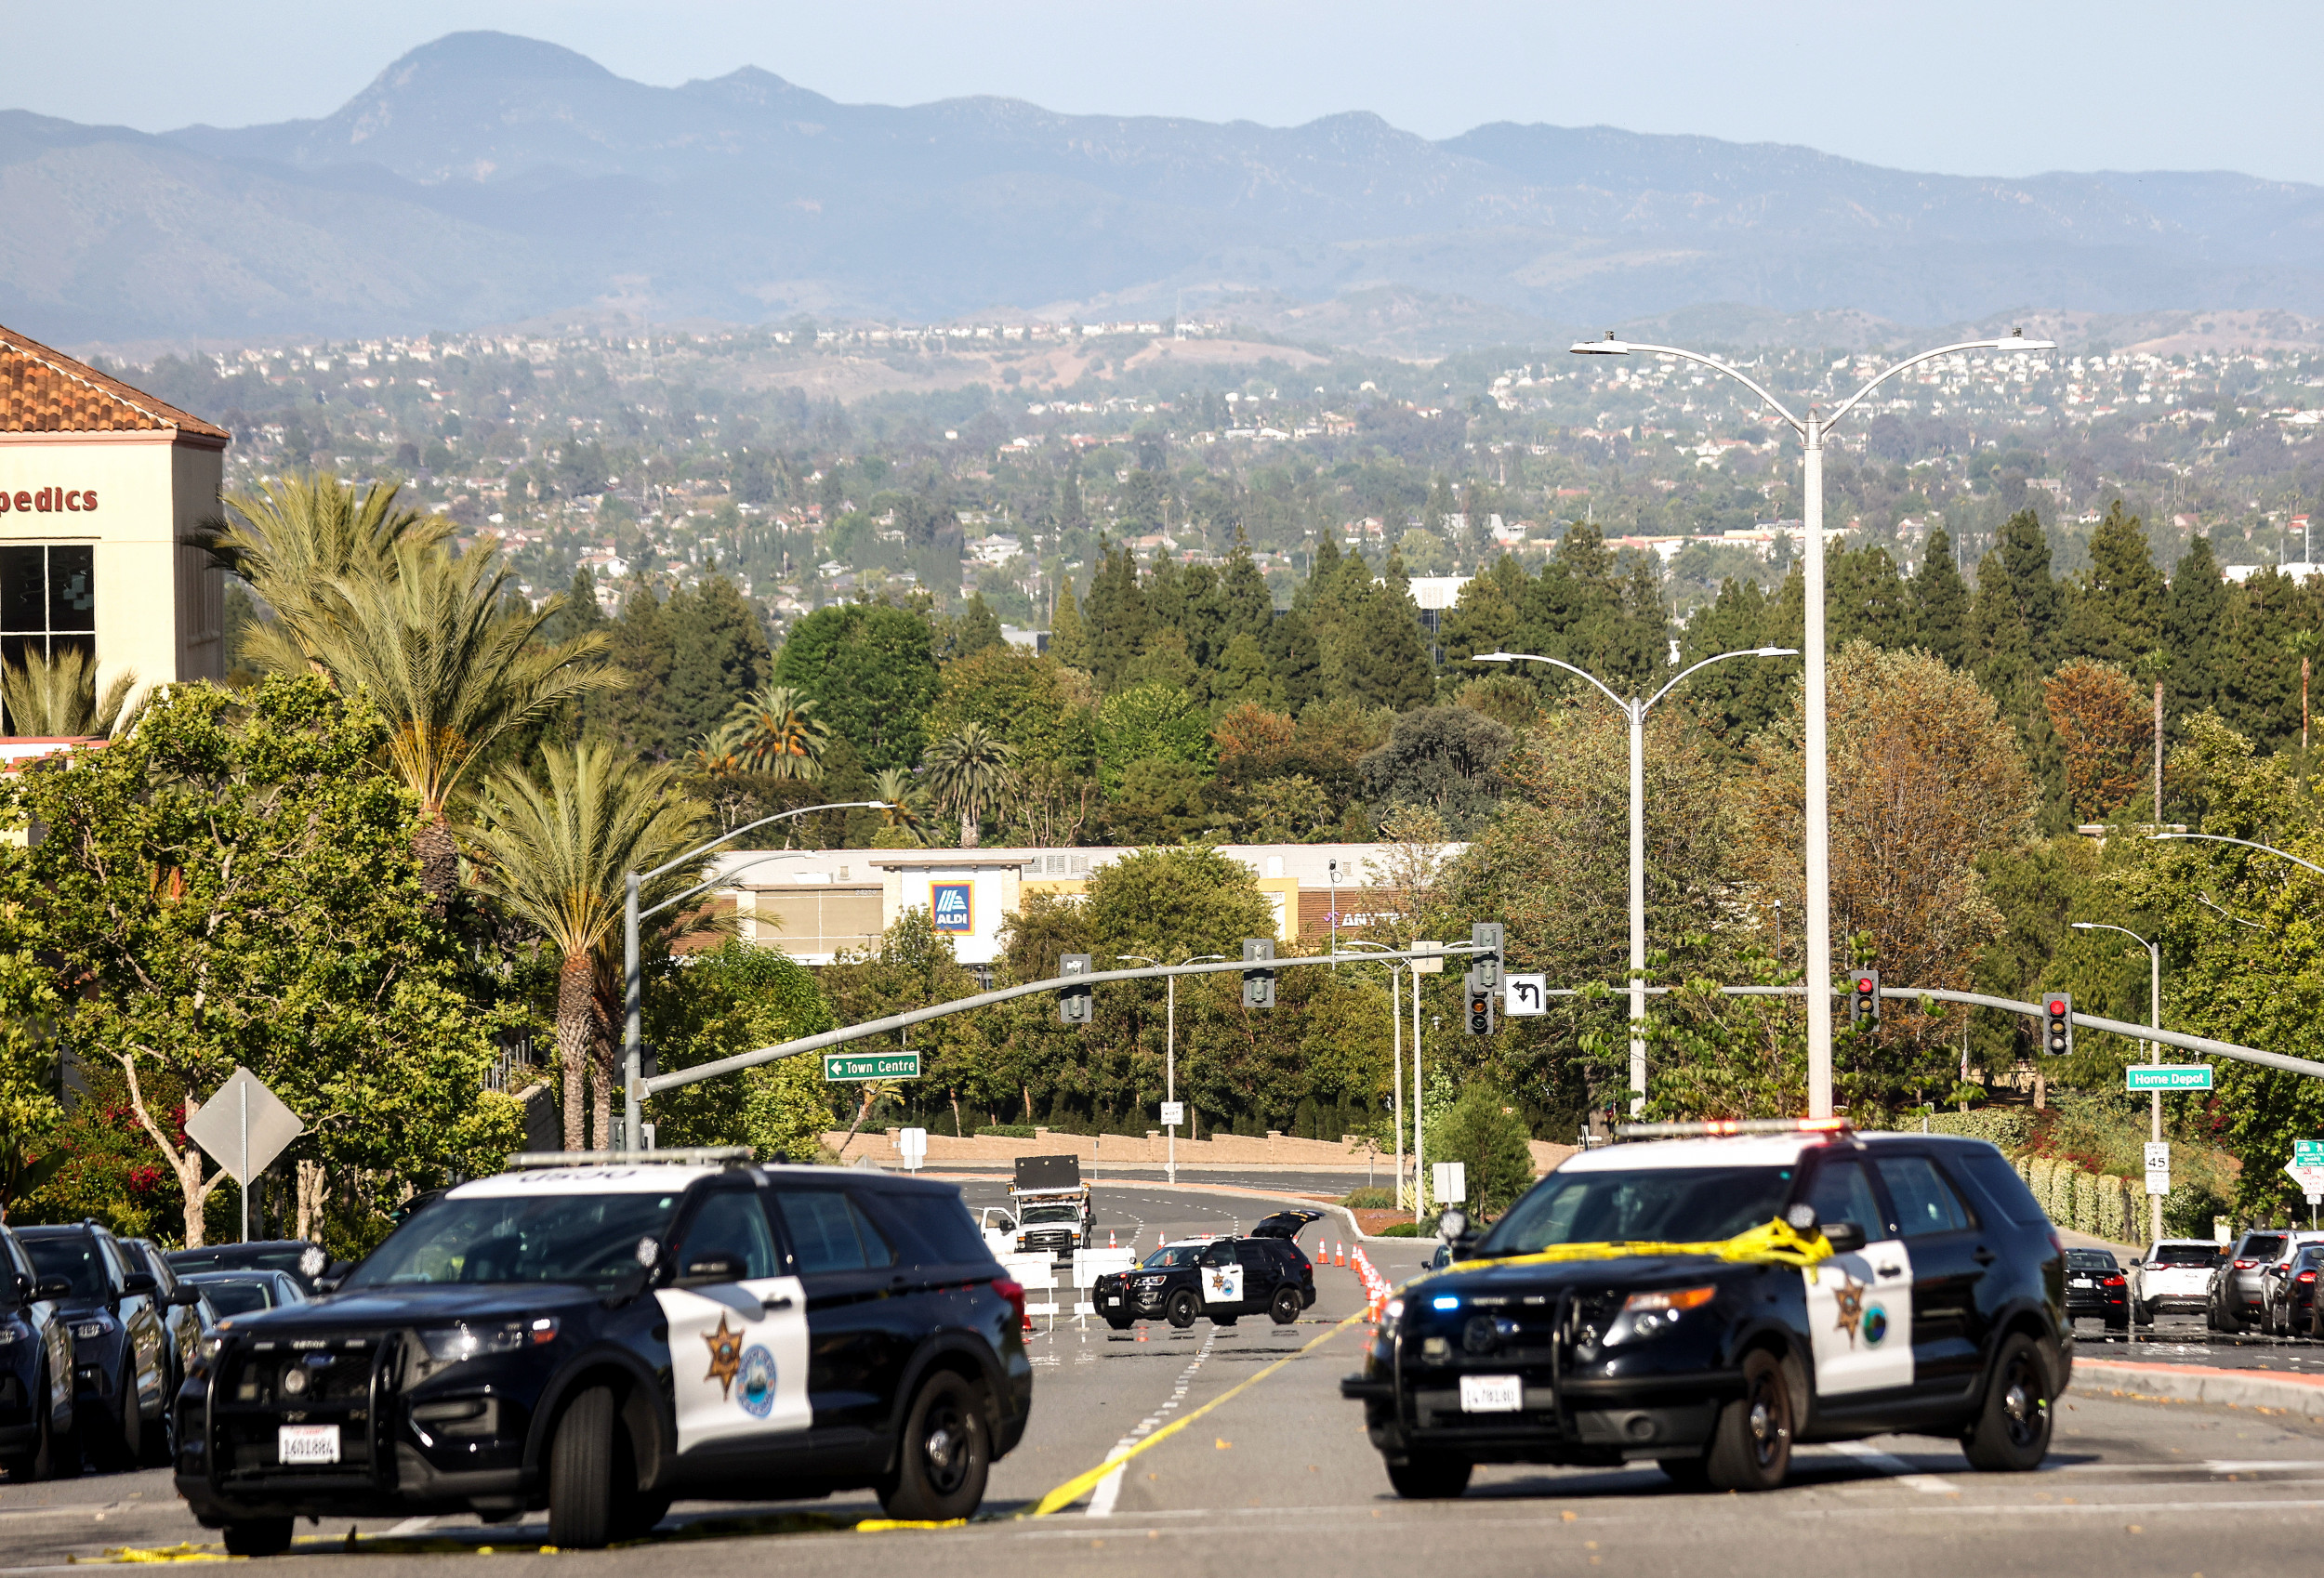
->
[0,546,95,668]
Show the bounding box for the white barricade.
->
[1073,1247,1137,1287]
[1002,1254,1061,1322]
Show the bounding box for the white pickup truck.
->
[2131,1238,2226,1322]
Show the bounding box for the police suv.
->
[1341,1122,2067,1497]
[1092,1235,1315,1330]
[173,1151,1031,1553]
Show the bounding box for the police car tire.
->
[1704,1349,1793,1493]
[1961,1333,2054,1472]
[1269,1286,1301,1324]
[1106,1317,1133,1331]
[221,1519,294,1558]
[1384,1456,1471,1498]
[548,1386,619,1548]
[878,1372,990,1521]
[1166,1290,1200,1329]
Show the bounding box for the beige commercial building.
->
[0,324,229,723]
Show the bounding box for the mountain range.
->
[7,29,2324,349]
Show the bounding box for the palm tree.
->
[250,540,614,899]
[922,723,1019,848]
[683,718,756,834]
[469,742,710,1151]
[198,471,450,648]
[726,683,831,780]
[0,647,138,737]
[872,767,934,846]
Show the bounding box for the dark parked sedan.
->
[2064,1248,2129,1333]
[164,1242,329,1297]
[178,1271,310,1319]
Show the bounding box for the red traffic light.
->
[2048,999,2066,1016]
[1856,978,1874,992]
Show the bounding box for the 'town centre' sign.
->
[823,1052,922,1082]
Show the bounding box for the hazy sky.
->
[10,0,2324,183]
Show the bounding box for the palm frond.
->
[727,683,832,781]
[0,647,140,737]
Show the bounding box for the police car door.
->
[1799,1157,1913,1398]
[657,1181,811,1453]
[1198,1241,1244,1309]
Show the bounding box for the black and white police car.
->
[1091,1235,1315,1330]
[173,1150,1031,1553]
[1341,1121,2068,1497]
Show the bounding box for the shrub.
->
[977,1124,1037,1139]
[1340,1186,1397,1209]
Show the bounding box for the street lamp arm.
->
[2070,920,2152,949]
[1472,651,1632,713]
[2147,831,2324,879]
[1584,343,1805,435]
[1823,336,2056,430]
[644,800,890,883]
[1645,645,1799,712]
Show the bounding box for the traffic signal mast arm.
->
[640,941,1496,1098]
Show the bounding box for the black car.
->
[173,1152,1032,1555]
[2209,1230,2288,1332]
[0,1223,77,1481]
[2064,1248,2129,1333]
[122,1238,205,1406]
[2265,1243,2324,1337]
[1250,1210,1324,1240]
[19,1220,187,1470]
[179,1271,310,1318]
[165,1241,330,1298]
[1340,1124,2070,1497]
[1091,1235,1315,1330]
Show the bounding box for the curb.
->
[2075,1359,2324,1421]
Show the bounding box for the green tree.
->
[197,470,451,638]
[469,742,711,1150]
[1909,528,1972,669]
[1968,508,2061,706]
[1343,573,1435,710]
[1430,1085,1538,1218]
[1049,585,1091,672]
[948,592,1006,660]
[643,939,836,1158]
[2164,535,2228,720]
[923,645,1097,773]
[5,677,521,1247]
[1082,543,1151,690]
[1828,546,1912,650]
[2062,502,2167,664]
[726,682,833,779]
[923,722,1020,848]
[1097,683,1213,788]
[664,573,773,747]
[772,601,942,773]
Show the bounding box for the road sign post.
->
[898,1126,927,1172]
[2126,1064,2213,1091]
[2145,1140,2171,1198]
[184,1067,305,1245]
[1432,1162,1466,1206]
[1504,974,1547,1016]
[822,1051,921,1082]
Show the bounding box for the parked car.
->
[120,1239,205,1404]
[17,1220,189,1469]
[2263,1244,2324,1337]
[164,1242,330,1298]
[0,1223,77,1481]
[2131,1239,2224,1324]
[1090,1234,1315,1330]
[2210,1231,2289,1331]
[174,1153,1030,1554]
[177,1271,310,1319]
[2064,1248,2129,1333]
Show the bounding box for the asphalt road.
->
[8,1181,2324,1577]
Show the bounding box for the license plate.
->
[1106,1296,1121,1306]
[1459,1374,1523,1414]
[277,1425,340,1466]
[2071,1278,2093,1288]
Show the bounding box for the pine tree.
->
[1218,533,1274,643]
[664,573,772,749]
[1681,577,1785,748]
[1910,528,1971,668]
[1293,535,1342,617]
[1828,546,1911,651]
[951,592,1004,660]
[1081,542,1150,691]
[592,578,678,757]
[1261,608,1324,712]
[1343,574,1434,711]
[1050,584,1091,671]
[1969,509,2061,704]
[1058,463,1088,535]
[2062,501,2167,664]
[2163,534,2227,719]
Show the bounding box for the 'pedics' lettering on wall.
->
[0,489,99,513]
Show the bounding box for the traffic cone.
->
[1109,1229,1117,1248]
[1337,1242,1347,1269]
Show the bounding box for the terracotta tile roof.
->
[0,322,231,441]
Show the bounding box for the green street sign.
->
[2295,1140,2324,1166]
[823,1052,922,1082]
[2126,1064,2212,1091]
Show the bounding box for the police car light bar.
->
[1614,1118,1853,1140]
[507,1147,758,1169]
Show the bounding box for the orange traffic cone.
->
[1336,1242,1346,1268]
[1109,1228,1117,1248]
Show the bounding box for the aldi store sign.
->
[931,881,973,933]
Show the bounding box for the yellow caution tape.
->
[1443,1217,1835,1281]
[1024,1309,1369,1517]
[853,1518,969,1532]
[84,1546,233,1564]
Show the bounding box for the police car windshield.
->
[1142,1245,1202,1269]
[342,1191,683,1292]
[1479,1166,1796,1255]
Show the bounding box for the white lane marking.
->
[383,1517,436,1537]
[1824,1440,1959,1493]
[1089,1328,1216,1517]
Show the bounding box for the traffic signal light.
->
[1470,922,1504,991]
[639,1041,660,1082]
[1059,953,1093,1025]
[1464,967,1497,1035]
[1242,938,1276,1008]
[1850,970,1881,1033]
[2043,993,2072,1057]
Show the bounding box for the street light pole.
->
[1475,645,1794,1112]
[1120,953,1222,1184]
[2074,920,2164,1243]
[622,799,887,1149]
[1570,327,2056,1115]
[1335,940,1408,1209]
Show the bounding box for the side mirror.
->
[165,1286,203,1308]
[1436,1209,1470,1243]
[1823,1222,1868,1254]
[33,1277,72,1302]
[310,1279,340,1297]
[677,1252,747,1287]
[2130,1258,2144,1268]
[121,1271,157,1297]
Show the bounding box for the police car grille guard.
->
[1395,1291,1578,1439]
[211,1335,395,1487]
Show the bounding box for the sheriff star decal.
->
[1831,1273,1868,1348]
[703,1314,746,1400]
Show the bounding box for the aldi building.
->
[0,323,229,713]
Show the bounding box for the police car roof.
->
[453,1159,924,1199]
[1559,1134,1835,1171]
